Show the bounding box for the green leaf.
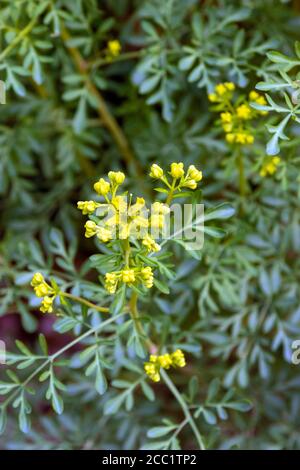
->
[147,425,176,438]
[204,204,235,221]
[141,380,155,402]
[104,394,125,415]
[15,340,31,356]
[51,391,64,415]
[153,278,170,294]
[38,334,48,355]
[202,409,217,425]
[140,75,161,94]
[110,284,126,315]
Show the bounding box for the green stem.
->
[123,238,131,267]
[165,179,176,205]
[160,369,206,450]
[90,50,144,69]
[61,26,143,177]
[0,16,38,62]
[236,149,247,198]
[61,292,110,313]
[90,48,181,70]
[129,291,152,350]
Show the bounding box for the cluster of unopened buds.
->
[208,83,268,145]
[149,162,202,190]
[105,266,154,294]
[260,156,281,177]
[78,171,169,245]
[144,349,186,382]
[31,273,57,313]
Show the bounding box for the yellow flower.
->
[77,200,100,215]
[118,223,131,239]
[158,354,172,369]
[208,93,218,102]
[108,171,125,185]
[144,362,160,382]
[107,40,121,57]
[144,349,187,382]
[96,227,113,243]
[249,91,267,106]
[128,197,146,216]
[249,91,260,101]
[215,82,235,96]
[31,273,56,314]
[249,91,268,114]
[140,266,154,288]
[223,123,233,133]
[224,82,235,91]
[150,213,165,230]
[94,178,110,196]
[34,282,51,298]
[170,162,184,179]
[31,273,53,297]
[84,220,97,238]
[234,133,254,145]
[215,83,227,96]
[122,269,135,283]
[149,164,164,179]
[142,234,161,253]
[260,156,281,177]
[149,354,158,363]
[171,349,186,368]
[112,195,127,212]
[236,104,252,120]
[226,133,235,143]
[31,272,44,287]
[187,165,203,182]
[256,96,267,106]
[183,179,197,190]
[104,272,118,294]
[152,202,170,215]
[40,296,54,314]
[220,112,232,123]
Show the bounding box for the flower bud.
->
[31,272,44,287]
[94,178,110,195]
[149,164,164,179]
[108,171,125,184]
[84,220,97,238]
[187,165,202,182]
[170,162,184,179]
[183,179,197,190]
[122,269,135,283]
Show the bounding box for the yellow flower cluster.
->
[208,82,235,102]
[104,266,154,294]
[107,40,121,57]
[150,162,203,192]
[78,171,170,247]
[208,83,268,145]
[77,163,201,296]
[144,349,186,382]
[260,156,281,177]
[31,273,56,313]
